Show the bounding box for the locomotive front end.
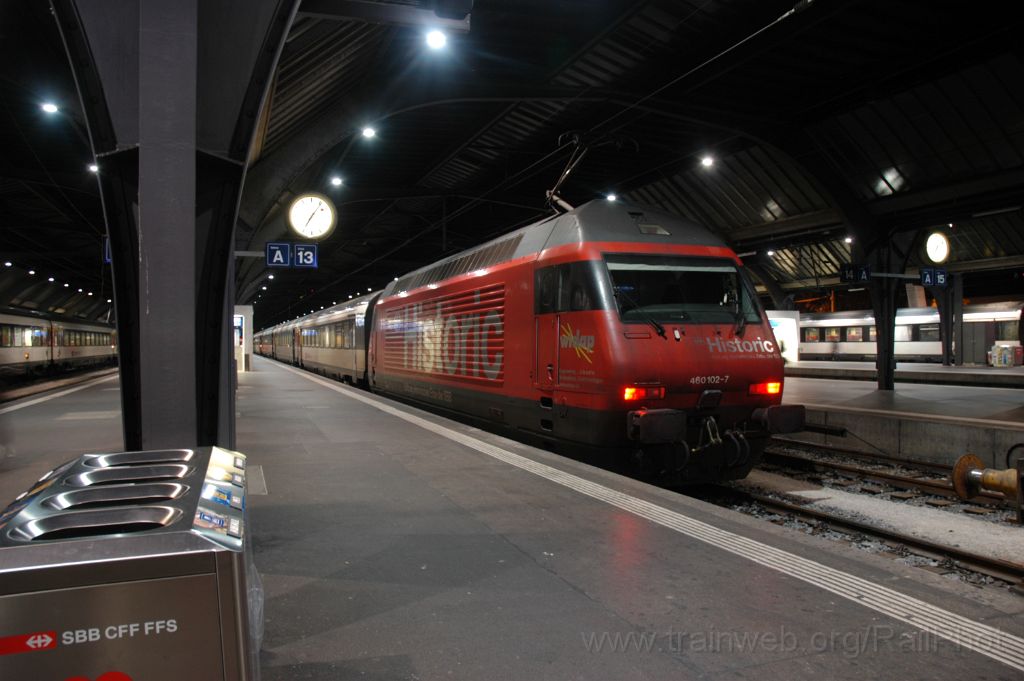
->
[602,251,805,481]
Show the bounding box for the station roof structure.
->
[1,0,1022,326]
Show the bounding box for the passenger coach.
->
[0,308,117,380]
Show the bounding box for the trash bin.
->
[0,447,261,681]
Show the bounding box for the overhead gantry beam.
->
[299,0,472,30]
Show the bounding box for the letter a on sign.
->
[266,242,291,268]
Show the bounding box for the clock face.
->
[288,194,336,239]
[925,232,949,263]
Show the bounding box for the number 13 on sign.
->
[294,244,318,268]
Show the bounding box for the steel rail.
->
[732,488,1024,587]
[763,447,1010,507]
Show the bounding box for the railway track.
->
[762,443,1012,509]
[720,486,1024,588]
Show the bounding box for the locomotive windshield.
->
[605,254,761,325]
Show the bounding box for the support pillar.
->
[52,0,298,449]
[869,248,900,391]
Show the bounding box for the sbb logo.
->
[63,628,101,644]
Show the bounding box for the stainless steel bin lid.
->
[0,446,249,565]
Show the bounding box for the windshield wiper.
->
[614,287,667,339]
[730,295,748,337]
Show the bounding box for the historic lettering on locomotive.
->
[704,336,776,355]
[383,285,505,381]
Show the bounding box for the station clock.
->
[925,231,950,264]
[288,193,336,240]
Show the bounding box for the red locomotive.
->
[257,200,804,482]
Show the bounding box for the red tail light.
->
[623,385,666,401]
[748,381,782,396]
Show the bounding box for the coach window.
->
[894,325,911,342]
[918,324,940,342]
[869,326,877,342]
[824,327,840,342]
[804,327,820,342]
[997,320,1020,341]
[845,327,863,342]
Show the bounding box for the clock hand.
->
[304,209,316,228]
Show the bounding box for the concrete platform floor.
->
[781,375,1024,425]
[237,357,1024,680]
[785,360,1024,388]
[2,359,1023,679]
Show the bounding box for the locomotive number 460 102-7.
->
[689,375,729,385]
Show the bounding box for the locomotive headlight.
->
[623,385,666,401]
[749,381,782,395]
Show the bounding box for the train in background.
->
[0,308,117,381]
[793,302,1023,363]
[256,200,804,483]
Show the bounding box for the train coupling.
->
[626,408,685,444]
[750,405,805,434]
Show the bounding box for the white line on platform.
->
[0,374,118,416]
[55,410,120,421]
[247,464,268,495]
[276,361,1024,672]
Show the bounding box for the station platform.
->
[780,374,1024,468]
[2,357,1024,679]
[785,360,1024,388]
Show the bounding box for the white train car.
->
[0,309,116,378]
[255,292,380,385]
[798,302,1023,363]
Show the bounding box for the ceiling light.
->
[88,164,99,173]
[701,156,714,167]
[3,261,11,267]
[64,283,69,287]
[606,193,617,202]
[348,295,353,299]
[844,237,853,244]
[28,270,35,275]
[330,176,343,186]
[948,223,953,228]
[48,277,54,282]
[87,292,93,296]
[362,127,376,139]
[41,102,58,114]
[367,287,372,291]
[426,30,447,50]
[78,288,82,292]
[268,274,274,280]
[394,277,398,281]
[261,286,267,290]
[766,250,775,257]
[107,299,112,303]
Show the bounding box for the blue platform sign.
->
[266,242,291,267]
[294,243,318,268]
[840,264,870,283]
[921,267,947,287]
